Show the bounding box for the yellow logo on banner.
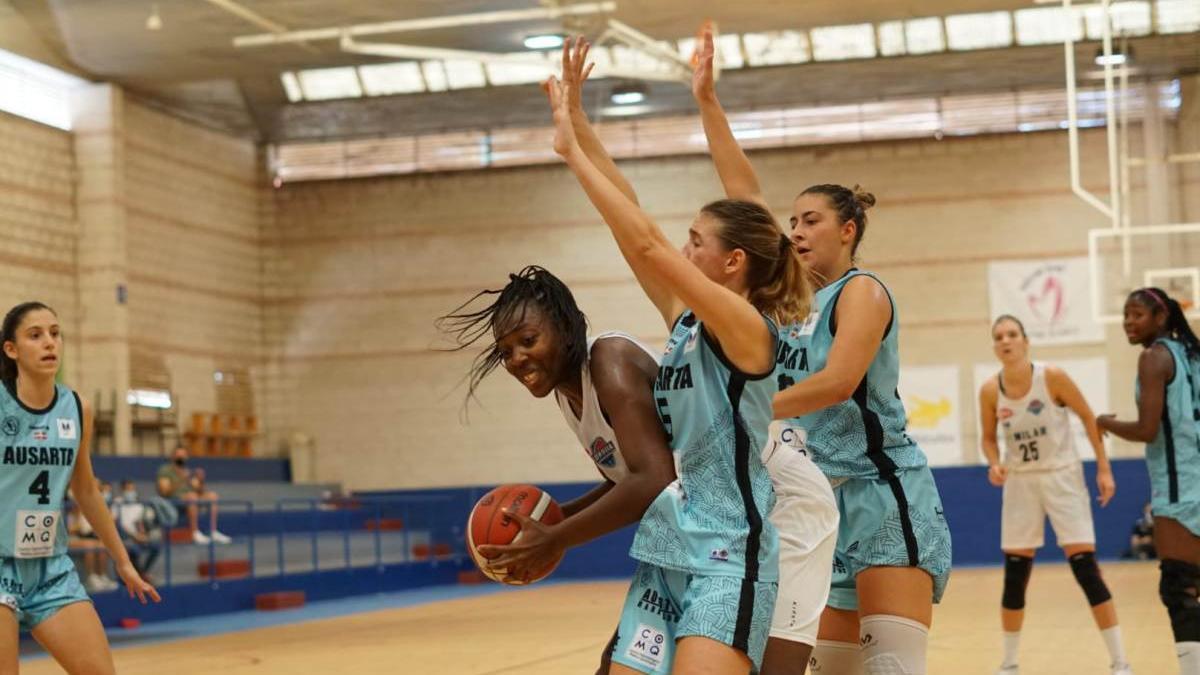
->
[906,396,952,429]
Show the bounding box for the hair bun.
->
[852,185,876,210]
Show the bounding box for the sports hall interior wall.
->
[1,84,267,456]
[0,110,80,383]
[271,82,1199,492]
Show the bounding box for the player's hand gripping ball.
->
[466,484,564,585]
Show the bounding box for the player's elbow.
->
[829,376,859,403]
[628,463,674,501]
[1136,423,1160,443]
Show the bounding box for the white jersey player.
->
[979,315,1131,675]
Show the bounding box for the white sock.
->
[811,639,862,675]
[1178,641,1200,675]
[1001,631,1021,667]
[860,614,929,675]
[1100,626,1127,666]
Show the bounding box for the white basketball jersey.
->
[996,362,1078,472]
[554,332,660,483]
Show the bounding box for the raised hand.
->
[542,75,579,158]
[561,36,595,113]
[691,26,716,103]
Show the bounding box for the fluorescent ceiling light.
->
[611,90,645,105]
[523,34,566,50]
[611,82,648,105]
[600,103,652,117]
[1094,51,1128,66]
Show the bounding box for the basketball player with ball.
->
[446,38,830,672]
[440,264,672,599]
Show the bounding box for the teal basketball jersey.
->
[775,269,927,479]
[1138,338,1200,509]
[0,383,82,558]
[629,310,779,582]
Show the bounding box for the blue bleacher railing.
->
[94,494,471,591]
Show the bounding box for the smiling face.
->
[788,193,855,283]
[494,302,569,399]
[1123,295,1167,346]
[3,308,62,381]
[991,318,1028,366]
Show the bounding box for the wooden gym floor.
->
[20,560,1175,674]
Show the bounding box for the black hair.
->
[436,266,588,403]
[799,184,876,257]
[1,301,55,387]
[992,314,1028,338]
[1129,287,1200,358]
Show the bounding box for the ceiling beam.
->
[233,2,618,48]
[203,0,318,53]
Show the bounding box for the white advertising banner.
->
[987,257,1104,345]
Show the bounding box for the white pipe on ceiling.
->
[604,19,690,74]
[341,35,687,84]
[234,2,617,48]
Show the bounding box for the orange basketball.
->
[466,484,564,585]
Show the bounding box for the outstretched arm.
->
[692,27,766,206]
[547,76,773,373]
[563,38,640,205]
[561,38,687,323]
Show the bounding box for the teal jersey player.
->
[776,268,951,614]
[1099,287,1200,675]
[544,58,815,673]
[630,310,779,582]
[775,269,925,479]
[1136,337,1200,533]
[0,301,158,674]
[0,382,82,559]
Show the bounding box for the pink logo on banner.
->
[1026,274,1066,323]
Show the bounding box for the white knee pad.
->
[810,640,862,675]
[859,615,929,675]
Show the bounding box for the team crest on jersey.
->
[709,548,729,562]
[589,437,617,468]
[683,326,700,354]
[1,417,18,436]
[30,425,48,441]
[998,408,1014,420]
[1026,399,1045,416]
[56,418,76,440]
[663,336,678,357]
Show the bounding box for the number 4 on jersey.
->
[29,470,50,505]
